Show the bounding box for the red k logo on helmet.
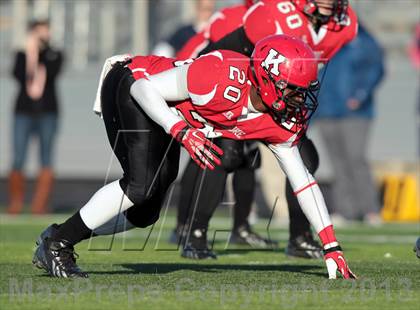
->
[262,49,286,77]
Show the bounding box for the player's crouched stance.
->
[33,34,356,280]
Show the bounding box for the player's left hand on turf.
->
[324,247,357,280]
[170,120,223,170]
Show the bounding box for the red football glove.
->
[319,225,357,279]
[324,248,357,279]
[170,121,223,170]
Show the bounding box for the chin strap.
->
[248,58,262,97]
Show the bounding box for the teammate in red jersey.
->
[173,0,358,259]
[200,0,357,60]
[243,0,357,60]
[176,1,251,59]
[33,34,356,280]
[175,0,279,255]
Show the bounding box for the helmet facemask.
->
[299,0,349,26]
[263,67,319,127]
[249,34,320,131]
[331,0,349,23]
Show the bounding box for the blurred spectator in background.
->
[8,20,64,215]
[152,0,215,57]
[315,23,385,224]
[408,23,420,155]
[408,23,420,70]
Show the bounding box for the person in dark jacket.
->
[8,20,63,214]
[315,23,385,223]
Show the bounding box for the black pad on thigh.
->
[102,64,180,213]
[114,70,179,205]
[243,142,261,169]
[219,139,245,172]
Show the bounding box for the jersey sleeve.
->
[324,6,359,60]
[176,9,230,59]
[177,5,247,59]
[208,5,247,42]
[186,52,223,105]
[205,10,227,41]
[243,1,277,45]
[268,143,332,233]
[176,31,208,59]
[343,5,359,45]
[130,65,190,133]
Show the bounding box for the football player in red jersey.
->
[200,0,357,60]
[173,0,357,260]
[33,35,356,280]
[175,0,279,254]
[176,0,254,59]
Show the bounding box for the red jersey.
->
[127,52,304,145]
[243,0,358,61]
[176,4,248,59]
[127,55,177,80]
[205,4,248,42]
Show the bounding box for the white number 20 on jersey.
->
[223,66,246,103]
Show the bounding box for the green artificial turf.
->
[0,214,419,310]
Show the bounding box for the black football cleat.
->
[181,228,217,260]
[169,224,188,245]
[36,223,60,246]
[414,237,420,259]
[229,224,278,249]
[286,232,323,259]
[33,237,88,278]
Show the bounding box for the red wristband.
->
[170,120,188,142]
[318,225,338,249]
